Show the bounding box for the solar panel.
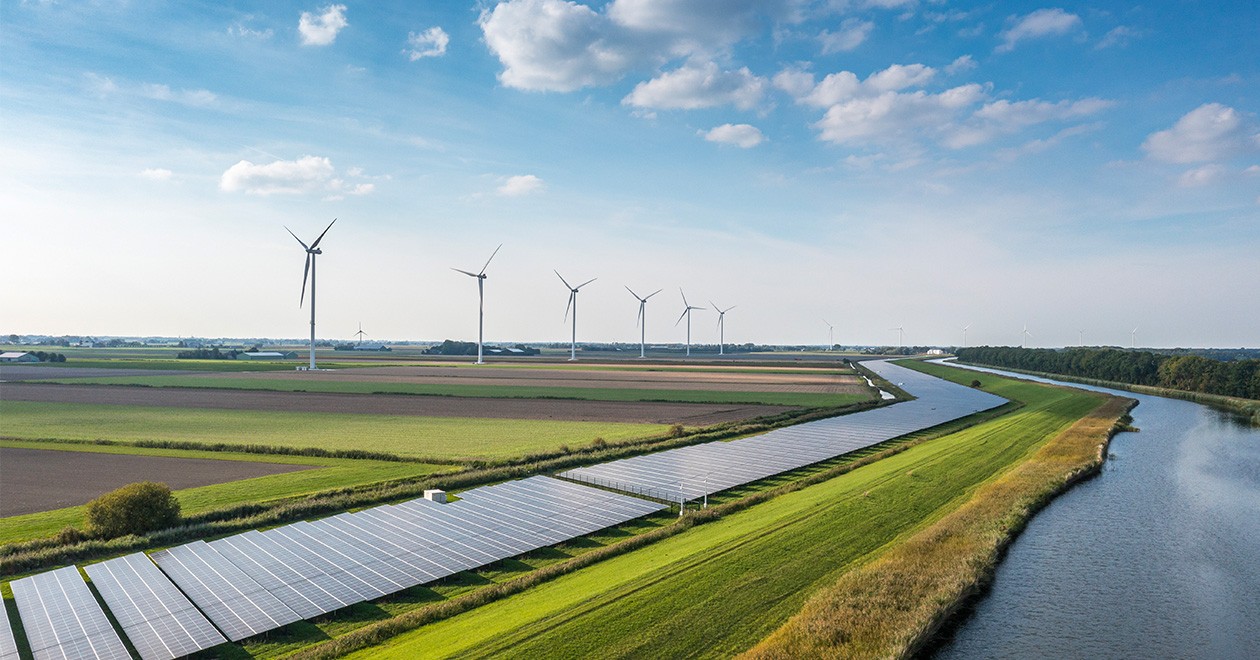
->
[9,565,132,660]
[149,541,300,641]
[84,552,227,660]
[558,360,1007,501]
[0,600,18,660]
[210,531,365,618]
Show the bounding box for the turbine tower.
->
[676,289,705,357]
[962,323,971,348]
[626,286,662,359]
[285,218,336,371]
[1131,326,1138,349]
[712,302,736,356]
[1079,329,1085,346]
[451,244,501,365]
[556,271,596,361]
[354,322,366,346]
[822,319,835,352]
[891,326,904,348]
[1021,324,1034,348]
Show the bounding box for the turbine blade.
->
[310,218,336,249]
[636,303,644,328]
[300,253,311,307]
[679,288,689,307]
[646,288,663,299]
[626,285,641,300]
[564,291,574,322]
[555,270,572,290]
[725,305,737,313]
[675,308,688,326]
[451,267,478,277]
[480,243,502,275]
[576,277,596,289]
[284,226,310,250]
[708,300,718,311]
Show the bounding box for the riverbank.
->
[742,361,1134,659]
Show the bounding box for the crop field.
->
[321,367,1106,658]
[0,441,450,544]
[0,401,668,460]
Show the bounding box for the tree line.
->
[956,346,1260,400]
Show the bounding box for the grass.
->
[333,366,1106,659]
[30,375,866,407]
[0,441,451,544]
[0,400,668,461]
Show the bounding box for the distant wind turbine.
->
[1021,324,1034,348]
[354,322,367,346]
[284,218,336,371]
[451,244,502,365]
[962,323,971,348]
[712,302,736,356]
[626,286,662,359]
[556,270,597,361]
[1131,326,1138,349]
[676,289,705,357]
[1079,329,1086,346]
[822,319,835,351]
[891,326,904,348]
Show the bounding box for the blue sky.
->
[2,0,1257,348]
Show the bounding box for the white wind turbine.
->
[451,244,502,365]
[712,302,736,356]
[676,289,705,357]
[285,218,336,371]
[626,286,662,359]
[962,323,971,348]
[1021,324,1034,348]
[1079,329,1086,346]
[822,319,835,351]
[354,322,366,346]
[1131,326,1139,349]
[891,325,904,348]
[556,270,597,361]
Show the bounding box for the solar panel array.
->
[0,603,20,660]
[9,566,131,660]
[559,360,1007,501]
[83,553,226,660]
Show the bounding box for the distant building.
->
[237,351,298,360]
[352,344,391,351]
[926,349,946,355]
[0,351,40,363]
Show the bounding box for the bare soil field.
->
[0,365,191,380]
[1,383,791,425]
[0,447,314,517]
[198,365,868,394]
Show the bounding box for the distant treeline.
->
[956,347,1260,400]
[26,351,67,362]
[176,347,241,360]
[424,340,540,356]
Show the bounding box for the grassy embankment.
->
[299,365,1112,659]
[28,375,864,407]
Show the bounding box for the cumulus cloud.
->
[996,8,1081,53]
[784,63,938,108]
[701,123,765,148]
[623,60,766,110]
[299,4,348,46]
[228,21,273,39]
[497,174,544,196]
[945,97,1112,147]
[138,168,173,181]
[406,27,450,59]
[1096,25,1140,49]
[944,54,976,75]
[819,18,873,54]
[1177,164,1226,187]
[219,156,375,197]
[141,84,217,106]
[1142,104,1259,164]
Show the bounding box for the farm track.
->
[0,383,791,425]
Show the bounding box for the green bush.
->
[85,482,181,538]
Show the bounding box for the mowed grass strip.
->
[0,400,666,461]
[0,441,450,544]
[339,371,1105,659]
[33,376,863,407]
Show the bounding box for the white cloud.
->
[1142,103,1259,164]
[299,4,348,46]
[1245,165,1260,176]
[623,60,766,110]
[701,123,765,148]
[1096,25,1140,49]
[138,168,172,181]
[819,18,873,54]
[219,155,375,198]
[228,22,274,39]
[1177,164,1226,187]
[944,54,976,75]
[141,84,217,106]
[497,174,545,196]
[813,84,986,145]
[996,8,1082,53]
[785,63,937,108]
[406,26,450,60]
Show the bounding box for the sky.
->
[2,0,1258,349]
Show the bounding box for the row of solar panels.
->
[2,476,665,660]
[559,360,1007,501]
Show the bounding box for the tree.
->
[85,482,181,538]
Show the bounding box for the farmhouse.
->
[353,343,391,351]
[236,351,298,360]
[0,351,40,363]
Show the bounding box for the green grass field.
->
[0,441,451,544]
[0,401,667,461]
[343,366,1104,659]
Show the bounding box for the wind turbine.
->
[712,302,736,356]
[626,286,662,359]
[1021,324,1034,348]
[284,218,336,371]
[1131,326,1138,349]
[891,326,904,348]
[354,322,366,346]
[676,289,705,357]
[822,319,835,352]
[962,323,971,348]
[451,244,501,365]
[556,270,596,361]
[1079,329,1086,346]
